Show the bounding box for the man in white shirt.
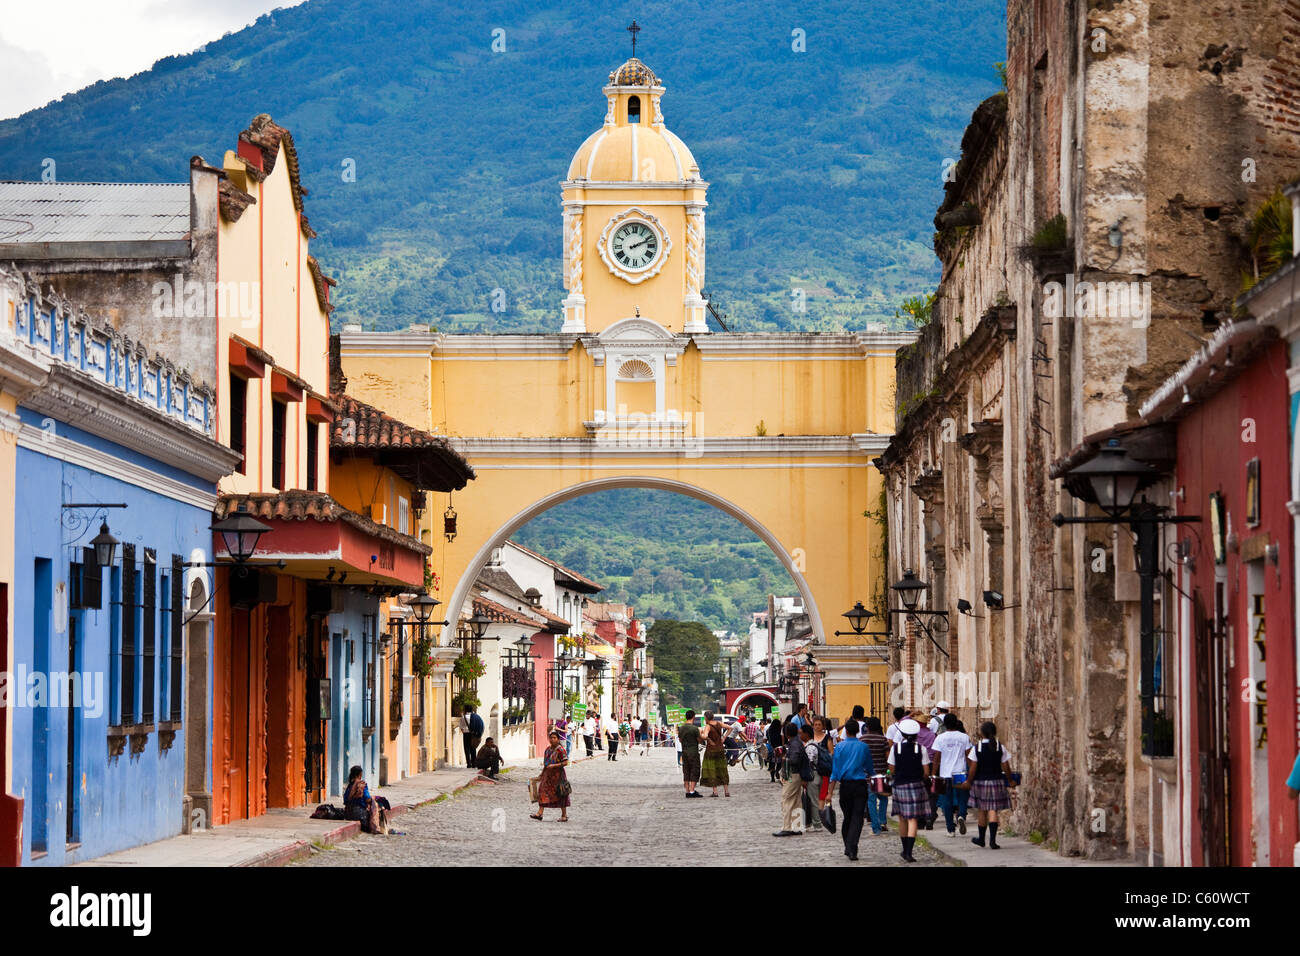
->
[631,715,643,755]
[929,713,971,836]
[582,714,597,757]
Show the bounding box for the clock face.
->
[610,221,661,271]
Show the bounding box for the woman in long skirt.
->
[966,720,1014,848]
[532,730,570,822]
[698,711,731,797]
[887,718,931,862]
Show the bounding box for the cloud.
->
[0,0,307,120]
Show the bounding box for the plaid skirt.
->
[891,780,930,819]
[970,778,1011,810]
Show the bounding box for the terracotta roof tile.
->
[214,491,431,555]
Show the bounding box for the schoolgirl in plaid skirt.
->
[886,719,930,863]
[966,721,1015,849]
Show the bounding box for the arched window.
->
[627,95,641,124]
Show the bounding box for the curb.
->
[245,820,361,867]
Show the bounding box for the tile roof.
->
[330,392,475,491]
[477,565,529,603]
[214,491,432,555]
[0,181,190,244]
[472,594,545,629]
[506,540,603,593]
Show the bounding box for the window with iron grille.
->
[109,564,122,725]
[362,613,376,732]
[171,556,184,721]
[142,549,156,724]
[118,544,137,724]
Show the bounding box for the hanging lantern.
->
[443,503,458,542]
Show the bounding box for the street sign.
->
[572,703,587,720]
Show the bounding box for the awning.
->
[214,491,430,588]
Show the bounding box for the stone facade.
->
[877,0,1300,861]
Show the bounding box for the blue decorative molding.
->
[10,280,214,438]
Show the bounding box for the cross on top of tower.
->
[627,19,640,56]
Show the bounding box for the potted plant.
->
[453,652,487,683]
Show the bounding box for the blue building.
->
[3,268,239,864]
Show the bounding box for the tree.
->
[646,619,721,711]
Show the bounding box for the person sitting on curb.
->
[475,737,502,779]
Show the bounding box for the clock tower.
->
[561,55,709,335]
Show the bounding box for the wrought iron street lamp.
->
[405,591,442,624]
[89,522,119,568]
[211,511,271,564]
[466,612,493,640]
[887,569,950,658]
[1053,437,1198,758]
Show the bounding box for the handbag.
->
[529,776,542,803]
[819,804,837,834]
[556,778,573,800]
[870,774,892,795]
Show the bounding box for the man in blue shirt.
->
[823,718,874,860]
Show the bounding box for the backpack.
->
[816,737,834,776]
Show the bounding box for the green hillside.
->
[511,488,793,635]
[0,0,1005,333]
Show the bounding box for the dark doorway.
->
[65,615,80,846]
[1196,590,1230,866]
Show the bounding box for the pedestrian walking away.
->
[582,713,596,757]
[930,713,971,836]
[699,710,731,797]
[967,721,1016,849]
[773,722,812,836]
[605,713,621,760]
[887,718,931,862]
[460,705,483,769]
[678,709,703,797]
[531,730,571,822]
[861,716,891,835]
[823,717,874,860]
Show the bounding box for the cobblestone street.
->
[293,748,953,868]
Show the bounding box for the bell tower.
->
[561,39,709,335]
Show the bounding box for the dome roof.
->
[566,58,701,184]
[609,57,659,87]
[566,125,698,183]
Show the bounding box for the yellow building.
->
[340,57,912,746]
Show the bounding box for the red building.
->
[1138,319,1297,866]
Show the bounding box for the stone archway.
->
[442,475,824,644]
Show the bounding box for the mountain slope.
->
[0,0,1005,332]
[511,488,793,635]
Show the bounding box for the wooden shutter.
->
[120,544,136,724]
[142,549,156,724]
[170,555,183,722]
[80,547,103,610]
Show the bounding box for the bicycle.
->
[728,742,763,771]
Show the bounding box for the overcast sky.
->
[0,0,306,120]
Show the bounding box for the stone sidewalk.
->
[923,823,1137,867]
[77,765,493,867]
